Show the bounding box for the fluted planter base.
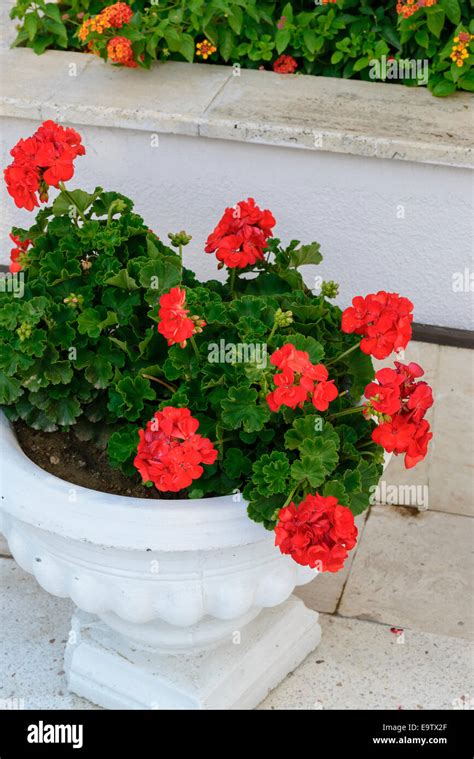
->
[65,596,321,710]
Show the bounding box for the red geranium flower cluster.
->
[4,120,85,211]
[205,197,276,269]
[275,493,358,572]
[266,343,338,413]
[273,54,298,74]
[157,287,206,348]
[341,291,413,359]
[134,407,218,492]
[366,362,433,469]
[9,233,32,273]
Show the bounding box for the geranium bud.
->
[321,280,339,299]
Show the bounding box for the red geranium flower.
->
[134,407,217,492]
[364,367,404,417]
[267,367,308,411]
[372,416,432,469]
[372,414,416,454]
[275,493,358,572]
[4,120,85,210]
[266,343,338,413]
[4,162,40,211]
[205,198,275,269]
[157,286,206,348]
[9,232,32,273]
[366,361,433,468]
[311,377,339,412]
[273,54,298,74]
[341,291,414,359]
[404,418,432,469]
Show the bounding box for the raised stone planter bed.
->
[1,45,473,329]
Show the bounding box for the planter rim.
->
[0,412,267,551]
[0,48,472,169]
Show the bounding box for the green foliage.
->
[1,165,383,521]
[0,186,180,442]
[9,0,473,95]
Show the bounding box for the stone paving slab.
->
[428,346,474,518]
[338,504,474,640]
[259,613,473,711]
[0,559,97,710]
[2,556,472,710]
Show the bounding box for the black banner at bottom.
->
[0,709,471,757]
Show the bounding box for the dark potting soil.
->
[13,420,165,499]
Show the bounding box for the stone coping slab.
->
[1,47,472,169]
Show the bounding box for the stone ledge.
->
[1,47,472,169]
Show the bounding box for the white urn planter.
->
[0,412,321,709]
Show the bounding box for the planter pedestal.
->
[65,596,321,710]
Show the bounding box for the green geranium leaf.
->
[44,361,73,385]
[0,345,33,374]
[252,451,291,495]
[221,386,271,433]
[323,480,348,503]
[284,335,324,363]
[348,460,381,516]
[105,269,139,290]
[108,375,155,420]
[245,486,283,529]
[285,415,339,451]
[300,437,339,476]
[0,303,21,330]
[84,355,114,389]
[223,447,252,479]
[52,189,98,216]
[77,309,117,338]
[39,249,81,284]
[138,259,181,293]
[0,372,23,404]
[290,455,326,489]
[289,242,322,268]
[107,427,140,468]
[342,468,362,493]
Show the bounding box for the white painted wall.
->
[1,118,472,328]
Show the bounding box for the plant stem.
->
[326,342,360,366]
[327,406,365,421]
[282,482,301,509]
[141,374,176,393]
[215,436,234,445]
[229,268,236,299]
[189,335,200,360]
[267,322,277,343]
[57,182,88,222]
